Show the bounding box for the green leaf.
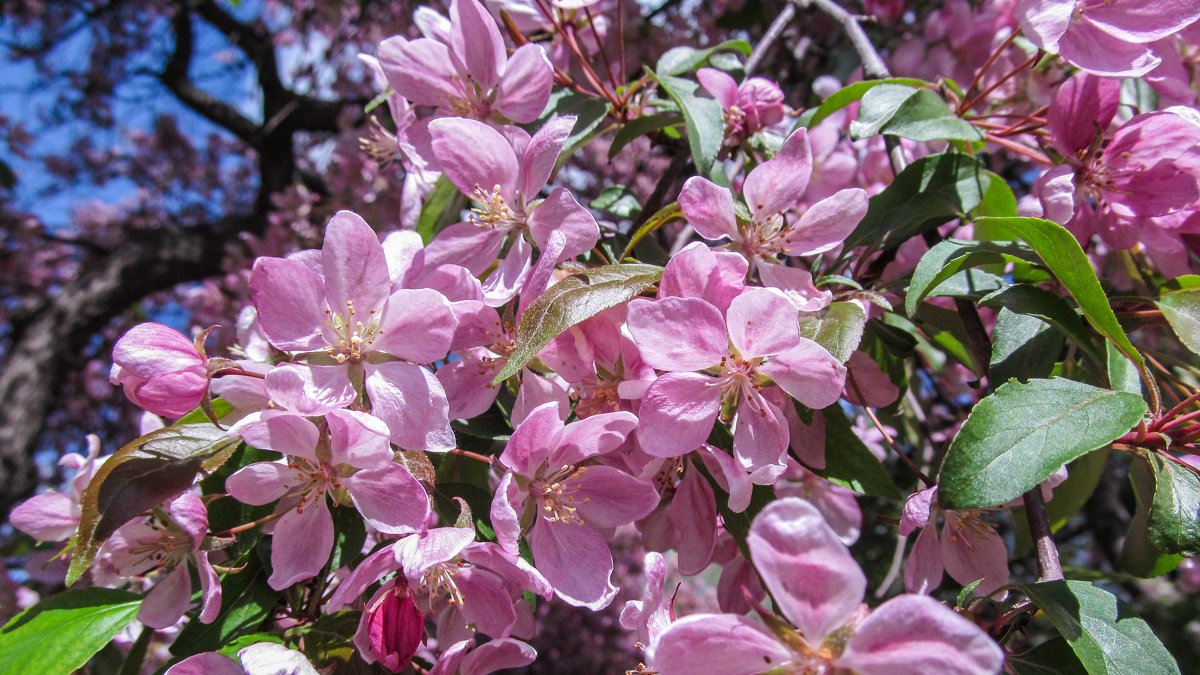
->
[654,39,752,77]
[979,284,1103,366]
[803,301,866,363]
[1155,287,1200,356]
[648,69,726,177]
[620,202,684,262]
[850,84,982,142]
[972,171,1020,220]
[1119,454,1183,577]
[492,264,662,384]
[801,78,931,129]
[548,93,610,155]
[906,239,1039,317]
[1019,580,1180,675]
[1106,340,1142,395]
[989,308,1064,384]
[939,378,1146,509]
[1147,454,1200,556]
[416,175,465,245]
[288,610,362,666]
[912,302,984,375]
[328,504,368,572]
[170,556,276,658]
[1010,638,1089,675]
[609,114,682,159]
[925,269,1007,301]
[68,423,241,586]
[0,589,141,675]
[590,185,643,220]
[812,405,902,499]
[977,217,1150,396]
[845,153,989,251]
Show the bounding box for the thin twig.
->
[1023,487,1064,582]
[848,371,935,487]
[746,2,797,76]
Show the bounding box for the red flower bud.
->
[365,584,425,673]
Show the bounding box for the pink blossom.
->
[1018,0,1200,76]
[249,210,457,451]
[428,638,537,675]
[378,0,553,124]
[650,498,1004,675]
[696,68,785,145]
[424,116,599,305]
[490,402,659,609]
[110,322,208,418]
[226,409,430,589]
[899,486,1010,597]
[102,492,221,629]
[10,435,103,542]
[627,287,845,470]
[678,129,867,268]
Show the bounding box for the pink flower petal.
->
[627,297,728,371]
[321,210,390,314]
[650,614,794,675]
[236,411,320,462]
[374,288,457,363]
[345,463,430,535]
[783,188,868,257]
[225,462,297,506]
[265,364,356,416]
[365,362,456,452]
[748,497,865,642]
[494,44,554,124]
[742,128,812,218]
[326,409,394,470]
[635,372,722,458]
[526,187,600,261]
[138,564,192,629]
[761,340,846,409]
[679,177,739,241]
[835,594,1004,675]
[552,411,639,466]
[659,241,747,313]
[670,467,718,575]
[429,117,519,201]
[268,500,334,590]
[904,524,944,595]
[572,465,659,528]
[450,0,504,90]
[528,519,617,610]
[250,257,329,352]
[726,288,799,358]
[378,37,460,108]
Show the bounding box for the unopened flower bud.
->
[110,322,208,418]
[364,584,425,672]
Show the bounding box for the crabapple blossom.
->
[226,409,430,589]
[650,498,1004,675]
[490,402,658,609]
[378,0,553,124]
[110,322,208,418]
[102,492,220,629]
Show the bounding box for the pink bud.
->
[110,322,208,418]
[365,585,425,673]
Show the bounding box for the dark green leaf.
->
[1119,454,1183,577]
[648,70,725,177]
[939,378,1146,509]
[493,264,662,383]
[912,302,983,375]
[328,505,368,572]
[654,39,752,77]
[1106,341,1142,395]
[288,610,362,666]
[416,175,465,245]
[990,308,1063,384]
[979,284,1102,366]
[925,269,1007,301]
[1156,287,1200,355]
[170,556,275,658]
[803,301,866,363]
[801,78,931,129]
[68,424,241,586]
[850,84,982,142]
[0,589,141,675]
[1147,454,1200,556]
[1019,580,1180,675]
[609,114,681,159]
[812,406,902,499]
[590,185,643,220]
[906,239,1038,317]
[549,93,610,155]
[1010,638,1088,675]
[977,217,1150,395]
[845,153,989,251]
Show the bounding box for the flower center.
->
[323,300,384,363]
[470,184,526,232]
[534,464,590,526]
